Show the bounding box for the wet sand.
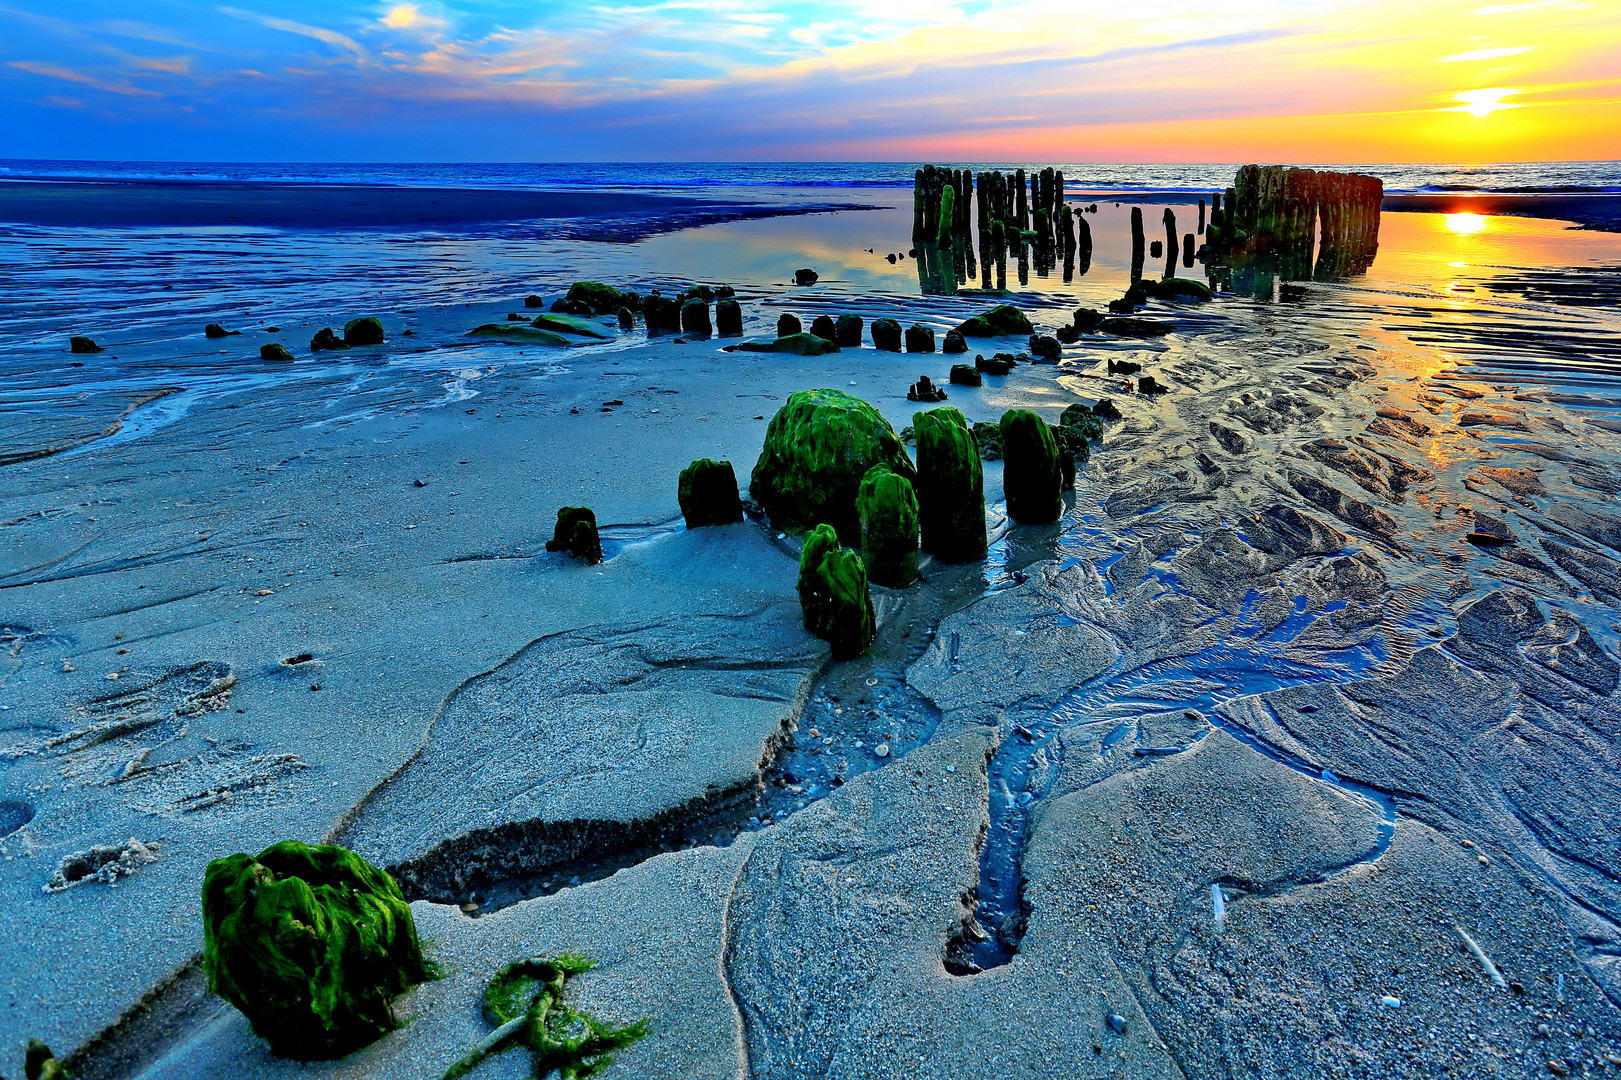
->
[1383,191,1621,231]
[2,196,1621,1079]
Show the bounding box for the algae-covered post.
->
[912,406,987,562]
[678,458,743,528]
[545,506,603,564]
[857,464,921,587]
[999,409,1064,524]
[797,523,876,658]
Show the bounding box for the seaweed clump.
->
[749,389,916,545]
[856,464,920,587]
[798,523,876,659]
[546,507,603,564]
[678,459,743,528]
[201,840,431,1060]
[21,1039,69,1079]
[442,955,649,1080]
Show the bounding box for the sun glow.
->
[1448,88,1523,116]
[382,5,420,29]
[1446,213,1488,235]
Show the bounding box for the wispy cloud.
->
[217,6,369,61]
[7,59,163,97]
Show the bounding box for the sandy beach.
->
[2,172,1620,1080]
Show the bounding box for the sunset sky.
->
[1,0,1617,162]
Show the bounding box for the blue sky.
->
[1,1,1616,161]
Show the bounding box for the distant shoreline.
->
[1382,191,1621,232]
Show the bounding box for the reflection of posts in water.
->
[1163,208,1179,278]
[1129,206,1145,283]
[1074,212,1092,277]
[1017,236,1029,288]
[1197,198,1205,235]
[992,220,1006,291]
[1183,233,1195,268]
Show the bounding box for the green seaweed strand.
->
[442,955,649,1080]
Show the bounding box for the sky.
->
[0,0,1617,162]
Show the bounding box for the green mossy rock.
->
[680,299,712,336]
[856,464,920,587]
[715,298,743,336]
[1151,277,1214,301]
[467,324,572,347]
[201,840,429,1061]
[953,304,1034,337]
[343,317,385,346]
[565,281,625,315]
[545,506,602,564]
[1000,409,1063,524]
[771,332,840,356]
[913,407,986,562]
[69,336,102,354]
[1059,403,1105,441]
[260,343,295,362]
[530,314,612,339]
[797,523,875,659]
[678,458,743,528]
[750,388,916,545]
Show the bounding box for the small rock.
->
[945,765,956,774]
[1108,1013,1126,1034]
[874,743,890,758]
[69,336,104,354]
[413,479,428,487]
[1547,1060,1569,1076]
[794,268,819,285]
[1381,995,1401,1008]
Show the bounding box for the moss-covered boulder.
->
[1149,277,1214,301]
[1000,409,1063,523]
[678,459,743,528]
[913,407,986,562]
[905,324,936,353]
[260,343,295,362]
[715,298,742,336]
[544,506,602,564]
[773,332,840,356]
[750,389,916,545]
[953,304,1034,337]
[565,281,626,315]
[467,324,572,347]
[680,299,712,336]
[1059,403,1105,441]
[871,318,902,351]
[201,840,429,1060]
[856,464,920,587]
[777,313,802,337]
[797,523,875,659]
[69,336,103,354]
[835,314,864,347]
[343,317,385,346]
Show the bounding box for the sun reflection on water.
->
[1445,213,1488,235]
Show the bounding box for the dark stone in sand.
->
[871,318,903,352]
[1099,318,1172,337]
[680,299,712,337]
[976,353,1016,376]
[1060,404,1105,441]
[1054,325,1081,344]
[798,523,874,659]
[1138,375,1168,394]
[810,315,838,342]
[566,281,628,315]
[260,343,295,362]
[1073,307,1104,332]
[201,841,429,1061]
[618,306,636,329]
[1107,298,1138,315]
[835,314,864,347]
[1092,398,1122,420]
[943,330,967,354]
[524,294,546,307]
[1108,359,1141,376]
[746,333,840,356]
[857,463,921,587]
[949,364,982,387]
[1000,409,1063,524]
[679,284,715,304]
[1028,334,1060,361]
[913,406,987,562]
[953,304,1034,337]
[678,458,744,528]
[545,506,603,564]
[905,324,936,353]
[777,313,802,338]
[311,328,348,352]
[1209,420,1254,454]
[69,336,102,354]
[750,388,916,545]
[715,285,735,298]
[907,375,947,403]
[715,298,742,336]
[794,268,820,285]
[343,317,385,346]
[205,323,238,339]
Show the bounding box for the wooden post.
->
[1130,205,1145,282]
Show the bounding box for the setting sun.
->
[1448,88,1523,116]
[1445,212,1489,234]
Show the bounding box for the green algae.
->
[912,407,986,562]
[441,955,649,1080]
[678,459,743,528]
[856,464,920,587]
[999,409,1063,524]
[530,314,612,339]
[23,1039,69,1080]
[201,840,430,1061]
[259,343,295,362]
[565,282,628,315]
[952,304,1033,338]
[545,507,602,564]
[749,389,916,545]
[468,324,573,347]
[797,523,876,659]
